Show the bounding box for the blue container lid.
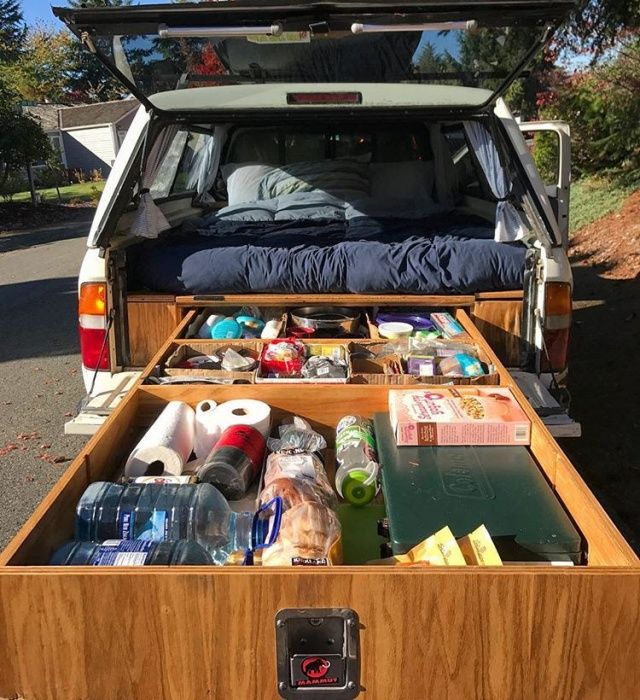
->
[211,318,242,340]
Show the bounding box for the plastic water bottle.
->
[49,539,212,566]
[75,482,253,565]
[335,416,380,506]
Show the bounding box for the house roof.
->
[23,104,66,132]
[58,99,139,129]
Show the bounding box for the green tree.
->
[536,40,640,182]
[64,0,132,102]
[561,0,640,59]
[0,0,26,63]
[12,26,74,103]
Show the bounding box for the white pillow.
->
[221,163,276,205]
[370,161,435,202]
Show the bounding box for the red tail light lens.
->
[542,282,572,372]
[79,283,110,371]
[79,326,110,371]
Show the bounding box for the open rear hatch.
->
[53,0,575,113]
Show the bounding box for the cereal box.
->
[388,387,531,446]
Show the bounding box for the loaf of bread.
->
[262,502,341,566]
[259,477,335,511]
[263,452,336,507]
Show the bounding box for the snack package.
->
[439,353,485,378]
[260,339,306,377]
[457,525,502,565]
[368,526,466,566]
[430,312,467,339]
[301,354,347,379]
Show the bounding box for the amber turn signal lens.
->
[545,282,572,318]
[79,283,107,316]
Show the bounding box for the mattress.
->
[130,214,526,295]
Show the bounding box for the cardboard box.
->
[388,387,531,446]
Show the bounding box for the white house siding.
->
[61,125,117,177]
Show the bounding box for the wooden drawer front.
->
[1,568,639,699]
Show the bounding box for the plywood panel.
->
[472,300,524,366]
[0,568,639,700]
[127,298,181,367]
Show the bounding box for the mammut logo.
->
[301,657,330,679]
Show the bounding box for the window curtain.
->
[186,125,229,204]
[131,124,180,239]
[463,121,526,243]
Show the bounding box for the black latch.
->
[276,608,360,698]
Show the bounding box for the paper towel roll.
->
[198,314,225,339]
[194,399,221,459]
[124,401,195,477]
[211,399,271,438]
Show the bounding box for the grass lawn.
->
[11,180,105,204]
[570,177,634,233]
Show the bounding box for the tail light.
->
[542,282,571,372]
[79,283,110,371]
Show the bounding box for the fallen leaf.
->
[52,455,69,463]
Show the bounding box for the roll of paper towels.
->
[194,399,221,459]
[198,314,225,339]
[211,399,271,438]
[124,401,195,477]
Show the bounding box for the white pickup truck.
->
[6,3,635,700]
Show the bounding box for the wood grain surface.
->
[127,299,182,367]
[0,568,639,699]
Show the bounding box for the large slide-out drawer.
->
[1,308,638,699]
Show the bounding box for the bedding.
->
[257,160,370,200]
[132,213,526,295]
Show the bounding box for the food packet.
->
[409,337,480,358]
[368,526,466,566]
[263,418,335,504]
[260,339,306,377]
[457,525,502,565]
[220,348,257,372]
[301,355,347,379]
[439,353,485,378]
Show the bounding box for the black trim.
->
[53,1,575,29]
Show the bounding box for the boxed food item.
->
[388,387,531,446]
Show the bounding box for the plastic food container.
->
[378,322,414,339]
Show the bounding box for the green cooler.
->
[374,413,585,563]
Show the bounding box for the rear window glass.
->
[225,126,432,164]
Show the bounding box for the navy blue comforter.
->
[131,215,526,295]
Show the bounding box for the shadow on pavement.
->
[0,277,79,362]
[0,218,91,254]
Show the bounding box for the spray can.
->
[198,425,266,500]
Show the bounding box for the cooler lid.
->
[374,413,584,562]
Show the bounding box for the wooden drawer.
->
[1,305,638,699]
